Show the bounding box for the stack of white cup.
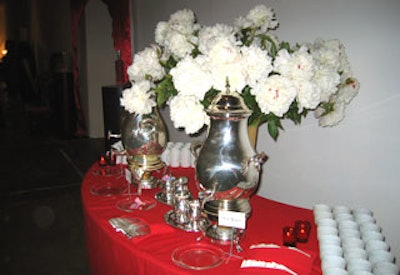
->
[161,142,195,168]
[313,204,399,275]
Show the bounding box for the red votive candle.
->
[99,155,107,166]
[295,220,311,243]
[283,226,296,247]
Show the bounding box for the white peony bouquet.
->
[120,5,359,140]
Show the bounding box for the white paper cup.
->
[372,262,400,274]
[355,214,376,225]
[365,239,390,252]
[362,230,385,242]
[369,250,395,265]
[339,228,361,239]
[349,271,373,275]
[318,235,342,246]
[347,258,372,273]
[316,218,337,227]
[169,147,181,167]
[338,220,359,231]
[333,205,351,215]
[335,213,354,222]
[353,207,373,217]
[315,211,334,220]
[360,223,381,234]
[318,226,338,237]
[322,267,349,275]
[179,147,191,168]
[314,203,332,212]
[174,142,184,148]
[321,255,346,269]
[160,147,171,165]
[320,244,343,257]
[344,247,368,260]
[342,237,365,250]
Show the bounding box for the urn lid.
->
[207,83,252,118]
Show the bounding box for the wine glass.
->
[115,162,160,212]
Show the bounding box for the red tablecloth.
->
[81,164,322,275]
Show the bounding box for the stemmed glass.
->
[90,150,127,197]
[115,159,163,212]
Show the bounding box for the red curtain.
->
[70,0,89,137]
[70,0,132,137]
[101,0,132,81]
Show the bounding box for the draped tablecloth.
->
[81,164,322,275]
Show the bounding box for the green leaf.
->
[201,88,220,108]
[154,75,177,106]
[284,101,308,125]
[279,41,293,53]
[160,56,177,73]
[268,119,279,141]
[257,34,278,57]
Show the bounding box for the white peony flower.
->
[313,67,340,102]
[234,16,252,32]
[154,22,169,45]
[251,75,297,117]
[169,9,196,33]
[205,38,247,92]
[246,5,278,32]
[338,56,353,82]
[170,55,212,99]
[274,46,315,81]
[293,79,320,111]
[315,99,346,127]
[198,24,236,55]
[169,95,209,134]
[337,77,360,104]
[122,5,360,139]
[207,38,241,65]
[120,80,156,115]
[154,8,199,59]
[127,45,165,82]
[311,38,342,72]
[241,45,273,87]
[210,62,247,92]
[164,31,194,59]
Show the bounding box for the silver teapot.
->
[192,86,267,242]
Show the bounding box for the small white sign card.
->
[218,210,246,229]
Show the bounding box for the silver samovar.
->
[120,107,168,189]
[192,85,267,244]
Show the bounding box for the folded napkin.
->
[109,217,150,239]
[238,243,316,275]
[109,217,176,243]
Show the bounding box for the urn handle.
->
[242,152,268,173]
[190,141,203,160]
[107,130,121,140]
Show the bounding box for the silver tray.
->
[155,191,174,205]
[164,210,210,232]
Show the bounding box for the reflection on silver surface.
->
[164,210,210,233]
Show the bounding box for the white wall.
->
[84,0,116,137]
[131,0,400,260]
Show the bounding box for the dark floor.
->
[0,93,105,274]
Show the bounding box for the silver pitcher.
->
[192,85,267,243]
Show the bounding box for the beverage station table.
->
[81,163,322,274]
